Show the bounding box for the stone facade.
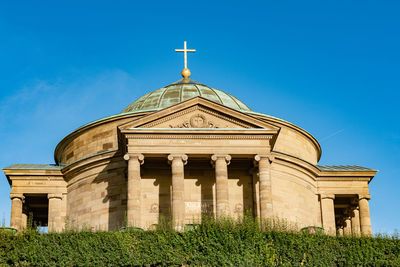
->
[3,82,376,236]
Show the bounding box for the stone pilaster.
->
[124,153,144,228]
[351,207,361,237]
[10,193,24,231]
[168,154,188,231]
[48,193,63,232]
[211,154,231,219]
[320,194,336,236]
[254,155,274,222]
[359,195,372,236]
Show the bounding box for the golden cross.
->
[175,41,196,69]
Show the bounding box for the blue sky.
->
[0,1,399,234]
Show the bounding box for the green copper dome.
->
[121,78,252,113]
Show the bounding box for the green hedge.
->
[0,219,399,266]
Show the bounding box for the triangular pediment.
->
[119,97,279,131]
[139,105,255,129]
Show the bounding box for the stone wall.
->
[66,156,127,231]
[270,161,321,228]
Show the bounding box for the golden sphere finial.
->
[181,68,191,83]
[181,68,191,79]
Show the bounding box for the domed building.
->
[3,44,376,236]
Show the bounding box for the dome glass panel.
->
[121,78,252,113]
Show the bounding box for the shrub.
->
[0,217,399,266]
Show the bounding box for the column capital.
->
[358,194,371,200]
[10,193,24,201]
[320,194,335,200]
[48,193,63,200]
[211,154,231,165]
[254,154,274,163]
[168,154,188,165]
[124,153,144,164]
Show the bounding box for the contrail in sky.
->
[320,129,345,142]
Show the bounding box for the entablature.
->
[3,166,63,185]
[122,128,277,156]
[3,165,66,195]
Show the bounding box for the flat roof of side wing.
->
[318,165,377,172]
[3,164,63,170]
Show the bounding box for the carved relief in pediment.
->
[170,113,219,128]
[139,106,256,129]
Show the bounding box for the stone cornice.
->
[123,128,277,141]
[3,168,64,186]
[271,151,319,180]
[64,155,124,187]
[271,151,376,182]
[61,150,120,179]
[3,169,63,176]
[318,171,377,178]
[272,151,320,173]
[252,114,322,161]
[318,169,376,184]
[125,133,274,140]
[317,177,372,182]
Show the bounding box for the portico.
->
[5,167,67,232]
[120,121,278,229]
[319,193,373,236]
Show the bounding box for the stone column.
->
[336,218,344,236]
[320,194,336,235]
[21,206,28,230]
[123,153,144,228]
[211,154,231,219]
[168,154,188,231]
[359,195,372,236]
[337,227,344,236]
[250,168,260,219]
[10,193,24,231]
[48,193,63,232]
[351,207,361,237]
[254,155,274,222]
[344,217,352,236]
